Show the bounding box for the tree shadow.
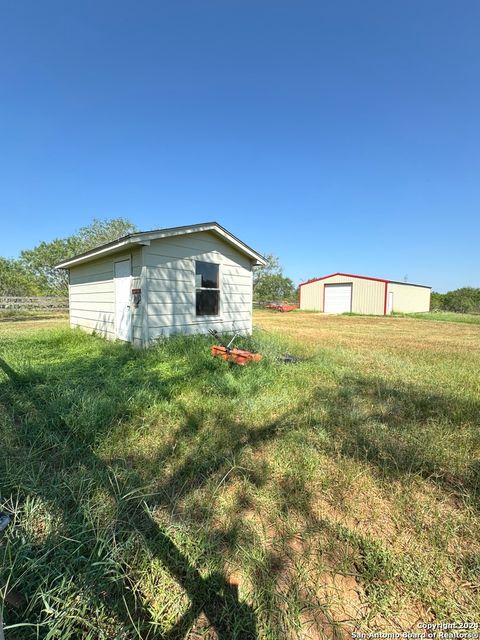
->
[0,350,261,639]
[1,336,478,638]
[311,375,480,505]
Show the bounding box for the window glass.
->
[196,261,219,288]
[195,261,220,316]
[196,290,219,316]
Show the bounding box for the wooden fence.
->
[0,296,69,310]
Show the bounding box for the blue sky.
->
[0,1,478,292]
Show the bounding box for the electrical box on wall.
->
[132,288,142,307]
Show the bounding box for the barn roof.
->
[299,272,431,289]
[55,222,266,269]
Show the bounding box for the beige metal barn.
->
[56,222,266,347]
[299,272,431,315]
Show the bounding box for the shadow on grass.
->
[314,375,480,504]
[0,349,263,639]
[0,335,478,638]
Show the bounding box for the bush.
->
[430,292,446,311]
[431,287,480,314]
[443,288,480,314]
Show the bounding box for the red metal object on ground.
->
[277,304,298,312]
[211,345,262,366]
[265,303,299,312]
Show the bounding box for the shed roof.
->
[55,222,266,269]
[299,272,431,289]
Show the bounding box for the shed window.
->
[196,261,220,316]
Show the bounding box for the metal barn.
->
[299,272,431,315]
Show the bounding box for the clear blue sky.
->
[1,1,478,292]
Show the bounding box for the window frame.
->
[195,260,221,319]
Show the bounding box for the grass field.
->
[392,311,480,325]
[0,310,69,329]
[0,310,479,639]
[341,311,480,325]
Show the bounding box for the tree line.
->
[0,218,137,296]
[431,288,480,314]
[0,218,297,302]
[1,218,476,311]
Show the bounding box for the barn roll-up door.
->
[324,283,352,313]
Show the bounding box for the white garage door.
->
[324,284,352,313]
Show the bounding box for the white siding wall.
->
[68,232,255,346]
[69,248,143,345]
[145,231,254,342]
[387,282,431,313]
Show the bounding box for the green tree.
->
[430,291,446,311]
[0,257,43,296]
[20,218,137,294]
[254,273,296,302]
[442,287,480,314]
[253,253,282,285]
[73,218,137,251]
[253,254,296,302]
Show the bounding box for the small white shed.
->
[56,222,266,347]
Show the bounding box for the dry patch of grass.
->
[0,311,68,332]
[247,310,480,633]
[254,310,480,356]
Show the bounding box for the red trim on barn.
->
[299,272,391,315]
[298,272,389,289]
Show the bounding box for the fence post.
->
[0,297,69,311]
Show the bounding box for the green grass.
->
[0,316,479,639]
[340,311,480,325]
[393,311,480,324]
